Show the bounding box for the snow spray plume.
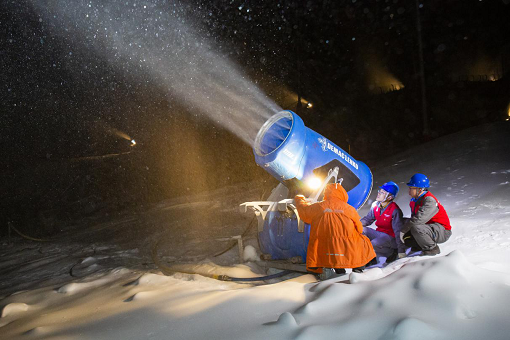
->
[30,0,280,146]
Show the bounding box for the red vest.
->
[410,192,451,230]
[374,202,399,237]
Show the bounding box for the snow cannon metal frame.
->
[240,110,372,271]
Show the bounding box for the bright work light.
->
[306,176,322,190]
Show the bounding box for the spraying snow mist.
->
[30,0,280,146]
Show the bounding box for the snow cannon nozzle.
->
[254,110,293,157]
[252,110,372,209]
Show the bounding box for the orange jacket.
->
[295,183,375,270]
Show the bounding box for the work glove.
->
[398,253,406,259]
[294,195,305,204]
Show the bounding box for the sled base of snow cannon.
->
[240,168,340,263]
[255,259,309,273]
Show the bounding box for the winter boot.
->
[352,266,365,273]
[420,245,440,256]
[386,250,398,263]
[318,268,335,281]
[365,257,377,267]
[403,232,422,251]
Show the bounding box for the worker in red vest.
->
[401,173,452,256]
[361,181,406,264]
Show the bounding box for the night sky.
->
[1,0,509,233]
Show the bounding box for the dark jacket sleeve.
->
[360,204,376,227]
[402,196,439,233]
[391,207,406,253]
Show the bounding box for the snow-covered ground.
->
[1,121,510,340]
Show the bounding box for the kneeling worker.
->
[361,181,406,264]
[401,173,452,256]
[295,181,376,280]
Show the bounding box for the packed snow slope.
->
[1,121,510,340]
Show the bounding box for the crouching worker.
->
[361,181,406,265]
[294,181,376,280]
[401,173,452,256]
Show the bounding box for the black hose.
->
[213,187,266,258]
[215,270,293,282]
[213,216,256,257]
[151,236,297,283]
[9,223,52,242]
[151,187,301,283]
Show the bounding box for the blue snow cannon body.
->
[242,110,372,264]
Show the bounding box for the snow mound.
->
[124,290,160,302]
[23,326,50,336]
[270,250,510,339]
[58,268,133,294]
[243,245,259,262]
[1,302,30,318]
[349,267,384,283]
[136,273,175,286]
[80,257,98,265]
[379,317,443,340]
[276,312,298,326]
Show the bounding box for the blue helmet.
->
[380,181,399,197]
[407,173,430,188]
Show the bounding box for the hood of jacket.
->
[324,183,349,203]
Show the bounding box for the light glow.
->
[364,54,404,94]
[306,176,322,190]
[131,139,136,146]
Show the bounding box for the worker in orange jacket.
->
[295,182,376,280]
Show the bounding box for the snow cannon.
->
[240,110,372,269]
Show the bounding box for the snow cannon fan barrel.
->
[241,110,373,264]
[254,110,372,207]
